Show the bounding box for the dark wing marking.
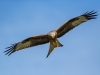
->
[56,10,98,38]
[4,34,49,56]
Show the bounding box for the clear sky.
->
[0,0,100,75]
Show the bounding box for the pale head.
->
[48,30,57,38]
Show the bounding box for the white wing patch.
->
[15,41,31,50]
[72,16,87,26]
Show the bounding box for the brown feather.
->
[56,11,97,38]
[4,34,49,56]
[46,39,63,58]
[46,41,56,58]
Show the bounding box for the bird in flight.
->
[4,11,97,58]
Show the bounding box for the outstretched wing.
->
[4,34,49,56]
[56,10,98,38]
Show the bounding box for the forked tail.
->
[46,39,63,58]
[56,39,63,47]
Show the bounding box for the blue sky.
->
[0,0,100,75]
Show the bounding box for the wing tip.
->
[83,10,98,19]
[4,43,17,56]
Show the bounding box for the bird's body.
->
[47,30,63,58]
[4,11,98,58]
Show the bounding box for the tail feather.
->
[46,39,63,58]
[46,43,55,58]
[56,39,63,47]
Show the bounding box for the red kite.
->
[4,11,97,58]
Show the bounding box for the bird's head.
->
[48,30,57,38]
